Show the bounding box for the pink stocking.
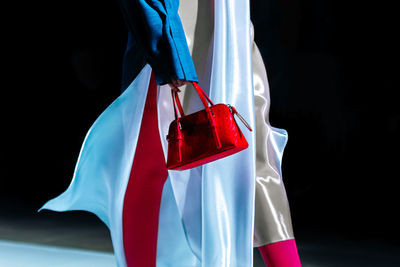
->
[258,239,302,267]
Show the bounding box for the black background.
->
[2,0,399,244]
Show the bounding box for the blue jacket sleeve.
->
[118,0,198,85]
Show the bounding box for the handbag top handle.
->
[170,82,215,120]
[170,82,222,149]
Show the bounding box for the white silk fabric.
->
[39,67,152,267]
[39,0,294,266]
[157,1,256,266]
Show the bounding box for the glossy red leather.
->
[166,82,252,170]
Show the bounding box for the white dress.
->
[170,0,295,247]
[40,0,295,266]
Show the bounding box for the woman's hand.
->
[168,78,188,93]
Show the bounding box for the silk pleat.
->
[156,1,256,266]
[39,66,153,267]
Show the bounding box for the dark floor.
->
[1,206,399,267]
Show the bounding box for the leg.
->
[122,73,169,266]
[258,239,302,267]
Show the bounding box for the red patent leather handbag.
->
[166,82,253,170]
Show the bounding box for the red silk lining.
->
[122,73,168,266]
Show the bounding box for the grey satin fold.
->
[159,0,295,248]
[251,24,295,246]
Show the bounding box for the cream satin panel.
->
[157,0,294,253]
[251,27,295,246]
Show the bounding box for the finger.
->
[176,79,186,87]
[168,84,181,93]
[173,80,181,87]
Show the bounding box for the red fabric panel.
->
[123,73,169,266]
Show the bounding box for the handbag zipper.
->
[228,104,253,132]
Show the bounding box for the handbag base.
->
[166,143,248,170]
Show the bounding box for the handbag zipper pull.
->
[228,105,253,132]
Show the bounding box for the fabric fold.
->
[39,65,153,267]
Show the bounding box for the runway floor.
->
[0,240,116,267]
[0,208,399,267]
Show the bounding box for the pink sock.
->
[258,239,302,267]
